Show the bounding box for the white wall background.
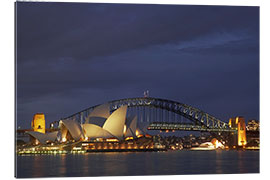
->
[0,0,269,180]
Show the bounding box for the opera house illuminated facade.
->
[27,104,143,145]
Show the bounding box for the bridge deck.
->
[147,122,237,132]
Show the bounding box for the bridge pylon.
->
[228,116,247,148]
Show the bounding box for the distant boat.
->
[190,142,216,151]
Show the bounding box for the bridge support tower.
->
[31,113,46,134]
[228,116,247,148]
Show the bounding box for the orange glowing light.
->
[211,138,224,149]
[35,140,39,145]
[106,138,119,142]
[123,125,126,134]
[215,140,223,149]
[125,137,134,141]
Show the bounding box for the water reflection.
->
[59,154,67,176]
[16,151,259,178]
[103,152,128,175]
[32,155,45,177]
[215,150,223,174]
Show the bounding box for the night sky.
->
[16,2,259,129]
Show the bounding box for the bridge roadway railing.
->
[147,122,237,132]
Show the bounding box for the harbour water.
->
[16,150,259,178]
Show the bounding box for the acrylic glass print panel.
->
[15,1,260,178]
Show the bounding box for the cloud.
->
[17,3,259,61]
[16,2,259,128]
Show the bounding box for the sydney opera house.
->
[26,104,144,146]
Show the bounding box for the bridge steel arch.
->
[62,97,230,131]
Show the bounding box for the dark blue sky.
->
[16,2,259,129]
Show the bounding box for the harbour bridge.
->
[62,97,236,133]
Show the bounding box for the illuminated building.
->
[246,119,260,131]
[237,117,247,146]
[58,104,144,143]
[31,113,46,134]
[26,104,146,145]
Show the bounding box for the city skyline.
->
[16,2,259,128]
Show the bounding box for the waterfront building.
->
[246,120,260,147]
[27,104,144,145]
[246,119,260,131]
[59,105,129,142]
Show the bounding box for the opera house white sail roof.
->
[82,123,115,139]
[102,105,127,140]
[85,103,110,126]
[26,131,58,144]
[58,105,131,142]
[59,119,85,142]
[125,115,137,137]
